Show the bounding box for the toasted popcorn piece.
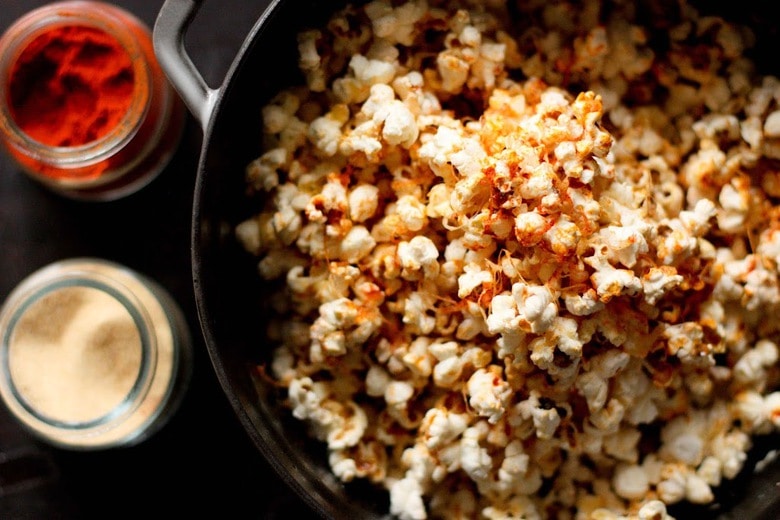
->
[564,289,605,316]
[586,254,642,301]
[467,366,512,424]
[514,211,549,246]
[597,225,648,268]
[544,216,582,255]
[641,266,684,305]
[482,495,542,520]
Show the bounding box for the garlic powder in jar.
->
[0,258,192,449]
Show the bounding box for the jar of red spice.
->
[0,1,186,201]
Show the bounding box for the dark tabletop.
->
[0,1,318,518]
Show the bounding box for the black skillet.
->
[152,1,780,518]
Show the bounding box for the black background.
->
[0,1,317,518]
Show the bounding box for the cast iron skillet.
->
[153,1,780,518]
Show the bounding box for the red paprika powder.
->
[0,1,185,201]
[8,25,136,147]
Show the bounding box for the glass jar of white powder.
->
[0,258,192,449]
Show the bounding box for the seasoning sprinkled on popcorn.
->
[236,1,780,518]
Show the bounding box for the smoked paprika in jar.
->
[0,1,186,201]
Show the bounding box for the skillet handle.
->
[153,0,217,129]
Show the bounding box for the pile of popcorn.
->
[235,0,780,518]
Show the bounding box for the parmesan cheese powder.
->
[9,284,144,424]
[0,258,192,449]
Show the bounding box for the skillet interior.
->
[191,1,390,518]
[191,1,780,518]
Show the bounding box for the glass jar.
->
[0,258,193,450]
[0,1,186,201]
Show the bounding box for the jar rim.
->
[0,1,152,170]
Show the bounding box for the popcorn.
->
[245,147,285,192]
[512,282,558,334]
[397,236,440,279]
[237,1,780,518]
[612,463,649,500]
[340,225,376,263]
[733,339,779,386]
[597,225,648,268]
[467,366,512,424]
[390,476,427,520]
[308,105,349,156]
[348,184,380,222]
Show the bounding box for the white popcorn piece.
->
[586,254,642,301]
[395,195,428,232]
[308,105,349,156]
[389,476,427,520]
[402,290,437,335]
[460,422,492,481]
[485,297,516,336]
[657,465,687,504]
[365,0,427,46]
[764,110,780,137]
[245,147,286,192]
[511,282,558,334]
[420,407,470,450]
[457,263,493,298]
[340,225,377,263]
[577,371,609,412]
[733,339,779,386]
[366,365,392,397]
[397,236,440,279]
[641,266,683,305]
[637,500,673,520]
[612,463,649,500]
[685,473,714,504]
